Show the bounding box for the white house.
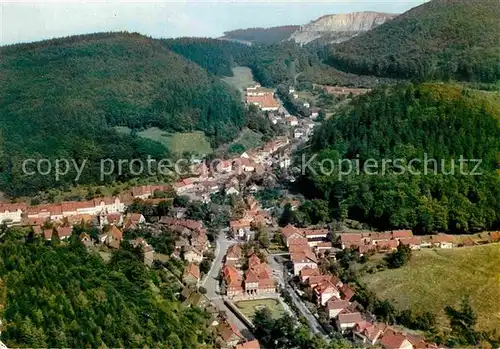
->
[184,247,204,263]
[291,252,318,276]
[336,312,364,333]
[0,203,26,225]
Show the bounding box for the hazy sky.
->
[1,0,428,46]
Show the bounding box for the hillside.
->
[220,26,299,45]
[0,32,246,197]
[289,11,397,45]
[298,83,500,233]
[327,0,500,82]
[362,244,500,332]
[0,238,210,348]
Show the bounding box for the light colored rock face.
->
[289,11,397,44]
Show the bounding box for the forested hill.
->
[219,25,299,45]
[0,32,246,196]
[0,236,210,348]
[298,83,500,234]
[326,0,500,83]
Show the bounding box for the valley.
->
[0,0,499,348]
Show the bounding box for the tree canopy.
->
[327,0,500,83]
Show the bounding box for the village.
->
[1,84,499,349]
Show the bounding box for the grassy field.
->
[115,126,212,155]
[234,298,286,320]
[222,66,257,94]
[361,244,500,332]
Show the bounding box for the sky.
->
[0,0,428,46]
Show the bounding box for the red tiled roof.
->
[282,224,303,239]
[248,254,261,268]
[326,299,349,310]
[246,95,280,109]
[56,226,72,238]
[375,239,399,250]
[184,263,200,280]
[230,220,251,229]
[431,234,454,243]
[258,278,275,289]
[245,269,259,283]
[300,266,319,278]
[236,340,260,349]
[380,329,408,349]
[338,312,364,324]
[109,225,123,240]
[226,244,242,259]
[218,319,243,341]
[489,231,500,241]
[0,202,28,212]
[340,284,355,301]
[303,229,328,237]
[391,230,413,238]
[339,233,362,243]
[398,237,422,246]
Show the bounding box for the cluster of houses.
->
[229,196,272,241]
[339,230,459,254]
[281,224,332,275]
[0,185,168,227]
[156,216,210,286]
[245,85,280,111]
[281,225,437,348]
[221,244,276,298]
[172,137,291,200]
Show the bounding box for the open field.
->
[361,244,500,332]
[115,126,212,155]
[222,66,257,94]
[234,298,286,320]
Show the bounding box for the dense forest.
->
[220,26,299,45]
[326,0,500,83]
[0,32,246,196]
[297,83,500,233]
[0,233,210,348]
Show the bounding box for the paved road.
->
[268,254,328,338]
[203,231,254,339]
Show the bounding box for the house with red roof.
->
[430,234,454,248]
[230,220,251,240]
[282,224,305,247]
[489,231,500,242]
[226,244,243,265]
[375,239,399,251]
[314,280,341,306]
[391,230,413,239]
[379,329,413,349]
[339,233,363,249]
[299,266,320,283]
[352,321,387,345]
[326,299,350,319]
[291,250,318,276]
[335,312,364,333]
[183,263,200,286]
[184,246,204,263]
[236,339,260,349]
[339,284,355,301]
[222,265,244,297]
[0,203,27,225]
[398,236,422,249]
[104,225,122,249]
[216,318,244,349]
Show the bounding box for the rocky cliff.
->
[289,11,397,45]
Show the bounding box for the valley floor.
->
[361,243,500,332]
